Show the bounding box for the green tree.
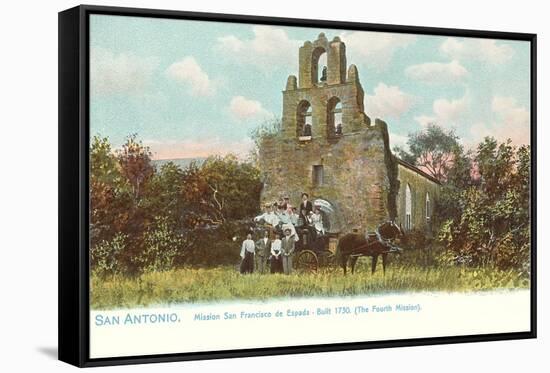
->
[91,135,121,184]
[439,138,531,272]
[434,148,474,223]
[394,123,464,182]
[142,161,186,228]
[248,117,281,164]
[90,135,133,246]
[116,133,154,200]
[90,134,265,273]
[395,124,474,224]
[90,233,129,278]
[201,154,262,222]
[132,216,186,272]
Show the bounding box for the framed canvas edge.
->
[58,4,538,368]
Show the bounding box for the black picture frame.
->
[58,4,537,367]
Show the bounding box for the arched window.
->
[405,184,412,231]
[297,100,312,139]
[311,47,327,85]
[425,192,431,222]
[327,97,343,137]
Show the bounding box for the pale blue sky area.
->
[90,14,531,159]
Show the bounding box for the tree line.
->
[90,122,531,278]
[90,134,262,276]
[395,124,531,273]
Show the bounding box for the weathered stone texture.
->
[259,34,439,235]
[281,82,367,139]
[298,33,346,88]
[260,123,394,233]
[396,163,440,234]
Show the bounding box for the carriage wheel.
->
[296,250,319,273]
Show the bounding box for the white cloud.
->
[365,83,415,120]
[166,57,215,96]
[229,96,272,120]
[469,96,530,145]
[389,132,409,151]
[90,47,159,96]
[217,35,245,53]
[433,96,469,123]
[440,37,515,64]
[415,95,469,128]
[216,26,301,70]
[217,28,416,72]
[405,60,468,84]
[340,31,416,69]
[414,115,437,128]
[492,96,530,127]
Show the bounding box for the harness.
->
[363,225,401,253]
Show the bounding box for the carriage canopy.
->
[311,198,343,234]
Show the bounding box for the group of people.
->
[239,193,326,275]
[255,193,326,240]
[239,229,295,275]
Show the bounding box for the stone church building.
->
[258,33,440,234]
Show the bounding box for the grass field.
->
[90,261,529,310]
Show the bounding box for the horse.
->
[336,221,404,275]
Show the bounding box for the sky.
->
[89,14,531,160]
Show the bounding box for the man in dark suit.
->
[255,230,271,274]
[299,193,313,225]
[281,228,296,275]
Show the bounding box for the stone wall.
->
[259,121,396,234]
[298,33,346,88]
[395,162,440,235]
[281,77,368,140]
[258,33,438,236]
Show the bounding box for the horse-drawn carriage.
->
[252,198,404,274]
[294,228,339,272]
[293,199,404,274]
[293,220,403,274]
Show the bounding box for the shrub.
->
[493,227,531,275]
[181,220,253,267]
[400,229,429,250]
[90,233,128,277]
[392,230,448,268]
[133,216,184,272]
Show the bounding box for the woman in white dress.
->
[276,205,299,242]
[307,207,325,242]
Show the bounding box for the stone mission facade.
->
[258,33,440,234]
